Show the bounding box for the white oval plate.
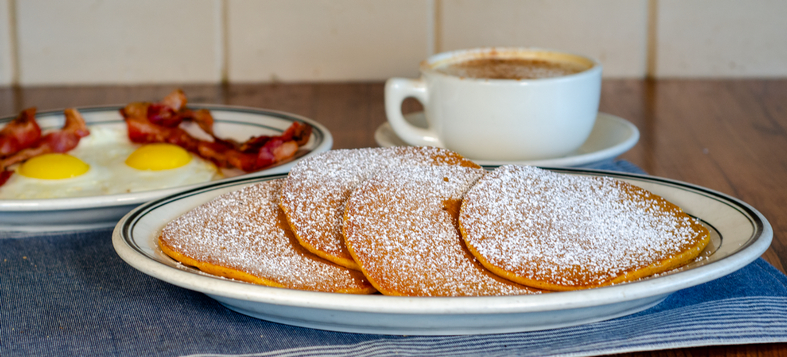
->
[0,105,332,232]
[376,112,640,167]
[113,168,771,335]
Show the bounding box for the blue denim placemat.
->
[2,160,786,357]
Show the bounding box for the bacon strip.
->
[146,103,181,128]
[0,107,42,157]
[125,112,310,172]
[0,170,12,186]
[185,108,215,136]
[120,89,312,173]
[0,108,90,172]
[44,108,90,152]
[161,89,187,111]
[196,132,303,172]
[124,116,201,152]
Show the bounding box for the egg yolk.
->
[125,143,192,171]
[19,153,90,180]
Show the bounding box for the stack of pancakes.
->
[158,147,710,296]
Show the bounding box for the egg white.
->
[0,126,221,199]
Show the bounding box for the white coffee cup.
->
[385,47,602,161]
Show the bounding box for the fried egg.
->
[0,126,221,199]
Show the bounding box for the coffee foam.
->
[437,58,587,80]
[425,48,595,80]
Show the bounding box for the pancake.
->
[279,147,480,270]
[343,165,541,296]
[158,179,375,294]
[459,165,710,291]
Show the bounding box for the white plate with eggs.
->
[0,105,332,233]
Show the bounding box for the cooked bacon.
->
[145,89,188,127]
[0,108,90,176]
[186,108,215,136]
[120,102,149,119]
[237,122,312,152]
[201,126,309,171]
[125,116,201,152]
[283,121,312,146]
[120,89,313,173]
[46,108,90,152]
[0,107,42,157]
[146,103,181,128]
[196,136,301,172]
[195,141,248,170]
[122,91,209,132]
[0,170,11,186]
[208,127,306,171]
[126,112,310,172]
[1,145,49,171]
[160,89,187,111]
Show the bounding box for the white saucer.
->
[375,112,640,167]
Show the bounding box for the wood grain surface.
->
[1,80,785,356]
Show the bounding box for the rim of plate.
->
[113,168,772,315]
[0,104,332,212]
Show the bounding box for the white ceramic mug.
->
[384,47,602,161]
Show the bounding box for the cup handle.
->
[384,78,443,147]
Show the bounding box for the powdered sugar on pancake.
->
[159,179,373,293]
[459,165,707,289]
[280,147,479,268]
[343,165,539,296]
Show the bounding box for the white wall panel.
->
[227,0,431,82]
[655,0,787,77]
[16,0,222,85]
[0,0,14,86]
[440,0,649,78]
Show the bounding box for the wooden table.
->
[1,80,785,356]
